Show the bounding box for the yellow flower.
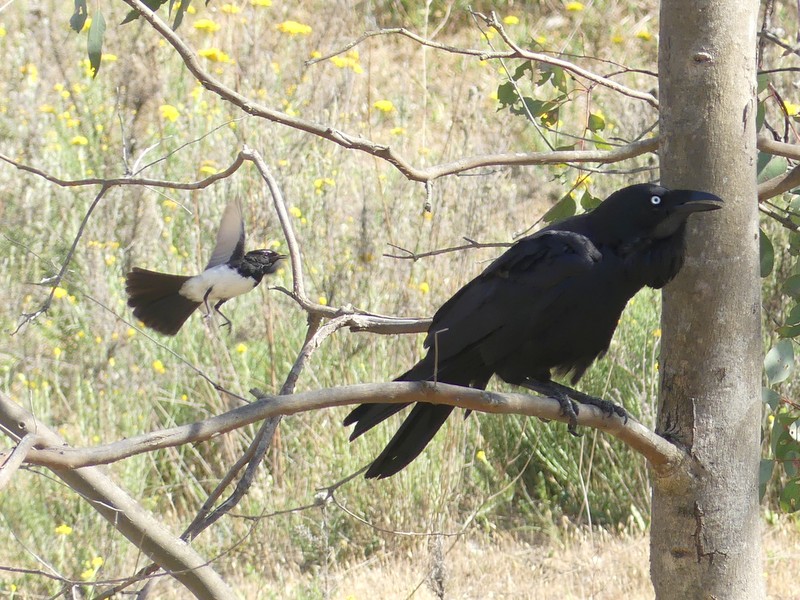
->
[653,328,662,338]
[503,15,519,25]
[102,53,118,62]
[636,29,653,41]
[476,449,489,464]
[390,127,406,136]
[199,165,218,175]
[69,135,89,146]
[198,48,233,63]
[373,100,395,113]
[53,286,68,299]
[55,524,73,536]
[221,4,241,14]
[276,20,312,35]
[289,206,302,218]
[105,255,116,266]
[80,568,95,581]
[329,50,363,73]
[20,63,39,83]
[53,347,63,359]
[39,104,56,113]
[91,556,103,569]
[418,282,430,294]
[318,295,328,306]
[160,104,179,122]
[162,199,178,210]
[126,327,136,338]
[611,34,624,44]
[565,1,585,11]
[251,0,271,5]
[785,101,800,117]
[310,50,322,59]
[193,18,220,32]
[0,25,6,37]
[152,360,166,374]
[236,343,247,353]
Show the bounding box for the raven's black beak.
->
[672,190,724,213]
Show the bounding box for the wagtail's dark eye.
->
[650,195,662,206]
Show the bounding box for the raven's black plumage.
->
[345,183,723,479]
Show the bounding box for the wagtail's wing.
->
[205,199,246,270]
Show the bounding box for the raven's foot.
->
[519,378,627,432]
[577,395,627,422]
[555,396,580,435]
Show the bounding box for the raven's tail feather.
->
[125,268,200,336]
[364,403,454,479]
[344,355,463,478]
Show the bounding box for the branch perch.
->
[0,392,233,599]
[2,382,686,475]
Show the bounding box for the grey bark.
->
[653,1,764,598]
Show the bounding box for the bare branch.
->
[758,133,800,160]
[0,393,234,599]
[310,18,659,108]
[0,433,41,491]
[120,0,659,182]
[0,150,246,190]
[759,164,800,200]
[7,382,684,474]
[384,238,512,261]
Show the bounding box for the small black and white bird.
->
[125,199,285,335]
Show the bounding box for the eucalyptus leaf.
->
[87,11,106,79]
[760,228,774,277]
[542,194,576,224]
[70,0,88,33]
[765,339,794,385]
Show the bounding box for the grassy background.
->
[0,0,796,597]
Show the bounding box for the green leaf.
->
[172,0,192,29]
[120,0,167,25]
[496,82,518,108]
[757,153,788,183]
[87,11,106,79]
[592,133,612,151]
[786,304,800,326]
[580,190,601,211]
[549,66,567,93]
[511,61,532,81]
[779,479,800,513]
[542,194,576,224]
[760,458,774,500]
[757,73,769,94]
[760,229,774,277]
[783,274,800,299]
[756,101,766,131]
[763,387,780,410]
[70,0,88,33]
[765,339,794,385]
[790,419,800,442]
[777,323,800,338]
[587,113,605,132]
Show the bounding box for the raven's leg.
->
[213,300,232,330]
[520,379,626,435]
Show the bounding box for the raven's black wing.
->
[346,229,603,478]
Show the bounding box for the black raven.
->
[345,183,722,479]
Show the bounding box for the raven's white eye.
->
[650,195,662,205]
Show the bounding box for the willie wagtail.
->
[125,199,285,335]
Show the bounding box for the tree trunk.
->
[653,1,764,598]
